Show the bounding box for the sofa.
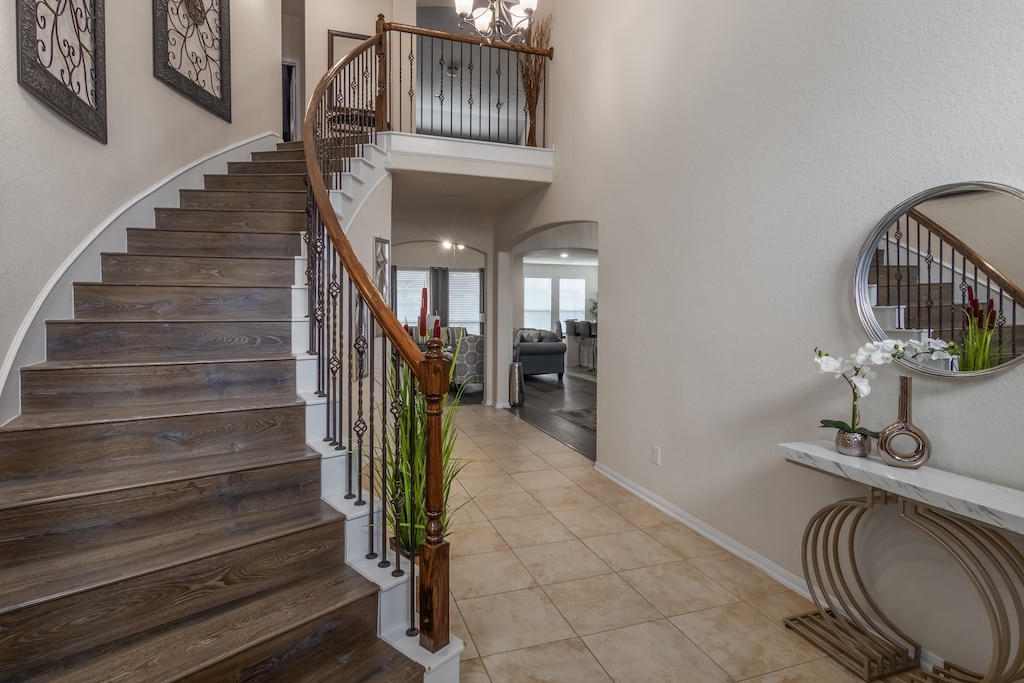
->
[513,328,567,380]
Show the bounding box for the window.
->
[394,268,430,327]
[524,277,552,330]
[559,277,586,328]
[448,270,482,334]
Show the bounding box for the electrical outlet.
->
[652,446,661,466]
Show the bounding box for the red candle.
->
[419,287,428,337]
[433,318,442,339]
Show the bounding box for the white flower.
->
[815,354,848,374]
[853,340,900,365]
[906,337,953,360]
[850,374,872,397]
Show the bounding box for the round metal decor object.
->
[834,430,871,457]
[878,375,931,469]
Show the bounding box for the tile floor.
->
[446,404,903,683]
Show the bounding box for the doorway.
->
[281,59,301,142]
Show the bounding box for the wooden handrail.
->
[907,208,1024,312]
[303,35,423,370]
[302,33,452,653]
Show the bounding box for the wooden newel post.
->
[374,14,388,133]
[417,338,451,652]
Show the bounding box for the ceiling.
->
[522,248,599,267]
[391,170,548,217]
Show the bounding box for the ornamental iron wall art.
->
[16,0,108,143]
[153,0,231,121]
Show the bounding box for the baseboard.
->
[0,131,283,428]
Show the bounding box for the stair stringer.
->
[296,143,463,683]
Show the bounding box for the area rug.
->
[551,407,597,433]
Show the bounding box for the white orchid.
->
[814,338,948,437]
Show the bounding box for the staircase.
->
[0,141,424,682]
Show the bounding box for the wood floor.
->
[510,370,597,460]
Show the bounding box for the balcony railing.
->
[301,20,552,653]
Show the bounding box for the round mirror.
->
[855,182,1024,378]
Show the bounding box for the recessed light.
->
[560,252,569,258]
[442,241,453,249]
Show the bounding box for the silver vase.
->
[835,430,871,457]
[878,375,930,469]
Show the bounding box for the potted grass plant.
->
[380,337,467,556]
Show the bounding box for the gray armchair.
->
[513,328,566,380]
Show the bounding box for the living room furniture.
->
[778,441,1024,682]
[443,328,484,387]
[513,328,566,380]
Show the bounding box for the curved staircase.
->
[0,141,424,682]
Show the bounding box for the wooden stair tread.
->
[60,315,296,323]
[24,355,297,370]
[0,446,319,509]
[13,550,381,683]
[1,499,345,615]
[2,395,308,432]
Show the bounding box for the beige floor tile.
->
[474,491,548,520]
[495,455,553,474]
[513,539,612,585]
[582,619,731,682]
[450,549,537,599]
[612,500,677,529]
[689,552,788,600]
[740,657,864,682]
[670,603,822,680]
[483,444,540,460]
[448,521,510,558]
[460,424,508,438]
[510,469,575,491]
[535,450,594,468]
[745,590,817,623]
[458,588,576,656]
[620,560,738,617]
[457,459,507,480]
[582,530,681,571]
[552,506,637,538]
[449,499,488,526]
[459,658,491,682]
[481,638,612,683]
[643,523,723,559]
[517,437,573,455]
[461,473,526,498]
[579,481,639,506]
[449,600,479,660]
[542,573,661,636]
[491,512,576,548]
[559,465,611,485]
[530,485,603,513]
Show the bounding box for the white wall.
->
[303,0,415,104]
[0,0,281,374]
[494,0,1024,667]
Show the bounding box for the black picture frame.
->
[16,0,108,143]
[153,0,231,122]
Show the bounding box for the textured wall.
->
[0,0,281,374]
[495,0,1024,667]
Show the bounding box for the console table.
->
[778,441,1024,683]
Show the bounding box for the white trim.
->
[380,132,554,183]
[0,132,282,427]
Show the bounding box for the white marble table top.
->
[778,441,1024,535]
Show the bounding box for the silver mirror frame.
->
[855,181,1024,379]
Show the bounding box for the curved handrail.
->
[907,207,1024,311]
[302,34,425,371]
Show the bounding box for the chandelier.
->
[454,0,538,44]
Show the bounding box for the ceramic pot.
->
[835,430,871,457]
